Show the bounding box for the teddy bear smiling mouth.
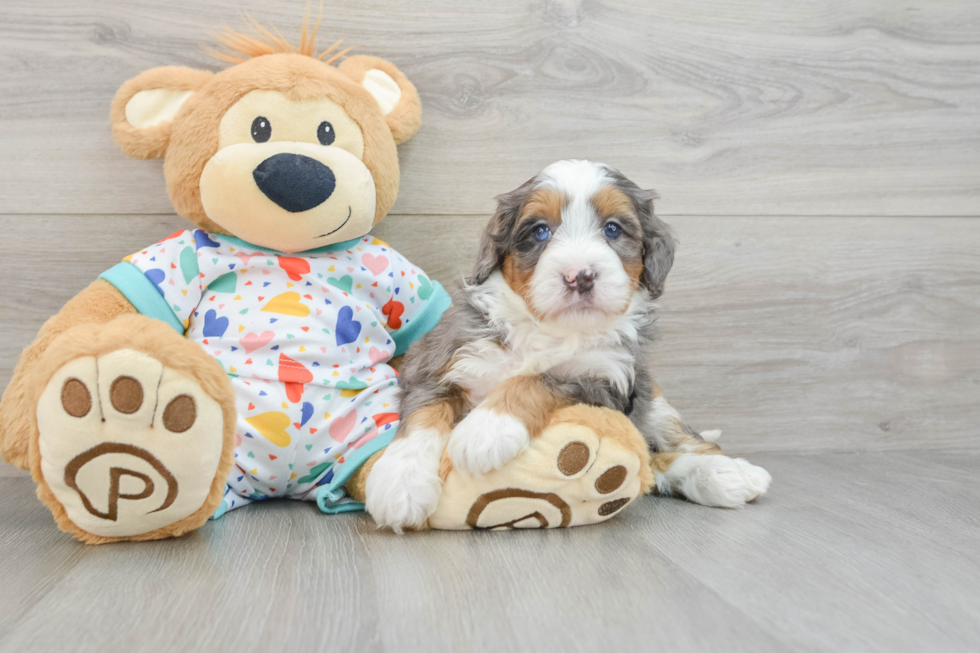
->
[317,205,352,238]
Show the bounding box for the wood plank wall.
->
[1,0,977,475]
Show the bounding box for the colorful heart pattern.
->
[246,411,292,447]
[327,275,353,294]
[122,229,448,509]
[261,292,310,317]
[179,246,199,284]
[240,330,275,354]
[361,253,389,276]
[328,410,357,442]
[203,309,229,337]
[382,298,404,330]
[334,306,361,346]
[278,353,313,403]
[278,256,311,281]
[208,272,237,293]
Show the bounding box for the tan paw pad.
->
[429,410,646,530]
[36,350,224,538]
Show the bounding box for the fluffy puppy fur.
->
[366,160,771,532]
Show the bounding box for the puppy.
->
[367,160,771,532]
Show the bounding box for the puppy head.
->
[472,160,675,330]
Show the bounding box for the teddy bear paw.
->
[429,406,651,530]
[35,348,226,540]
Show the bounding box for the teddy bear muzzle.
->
[199,141,377,253]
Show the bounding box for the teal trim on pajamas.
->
[390,281,451,356]
[316,496,368,514]
[98,262,184,333]
[211,500,229,521]
[216,234,364,256]
[316,427,397,514]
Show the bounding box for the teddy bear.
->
[0,18,652,543]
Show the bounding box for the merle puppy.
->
[367,160,771,531]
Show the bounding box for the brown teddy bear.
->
[0,18,652,543]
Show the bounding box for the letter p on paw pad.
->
[34,349,227,540]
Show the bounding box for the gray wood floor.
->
[2,453,979,652]
[1,1,978,651]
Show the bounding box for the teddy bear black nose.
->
[252,153,336,213]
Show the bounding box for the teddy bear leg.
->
[24,315,237,544]
[1,280,140,469]
[423,405,653,531]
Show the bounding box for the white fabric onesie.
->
[100,229,450,516]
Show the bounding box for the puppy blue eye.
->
[603,223,622,239]
[533,225,552,242]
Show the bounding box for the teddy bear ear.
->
[110,66,213,160]
[338,55,422,145]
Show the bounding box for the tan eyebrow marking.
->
[591,185,637,223]
[518,188,567,225]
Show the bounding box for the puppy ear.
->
[637,191,676,299]
[110,66,213,160]
[470,208,512,285]
[338,55,422,145]
[470,178,537,285]
[603,166,676,298]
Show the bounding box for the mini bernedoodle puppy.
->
[367,160,771,531]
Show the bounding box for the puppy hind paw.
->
[733,458,772,500]
[675,455,771,508]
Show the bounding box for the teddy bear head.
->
[111,23,421,253]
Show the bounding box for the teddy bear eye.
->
[251,116,271,143]
[317,121,335,146]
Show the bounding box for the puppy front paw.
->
[365,431,443,534]
[447,409,530,475]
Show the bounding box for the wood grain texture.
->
[1,2,978,651]
[0,462,25,478]
[1,452,978,653]
[1,0,979,216]
[1,213,976,455]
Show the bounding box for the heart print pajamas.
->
[99,229,450,516]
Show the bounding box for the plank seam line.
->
[1,213,978,219]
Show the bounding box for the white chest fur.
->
[445,275,650,404]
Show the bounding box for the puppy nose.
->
[253,153,336,213]
[563,270,596,294]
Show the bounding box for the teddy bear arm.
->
[0,280,137,468]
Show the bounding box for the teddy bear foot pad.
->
[36,348,226,539]
[428,406,653,530]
